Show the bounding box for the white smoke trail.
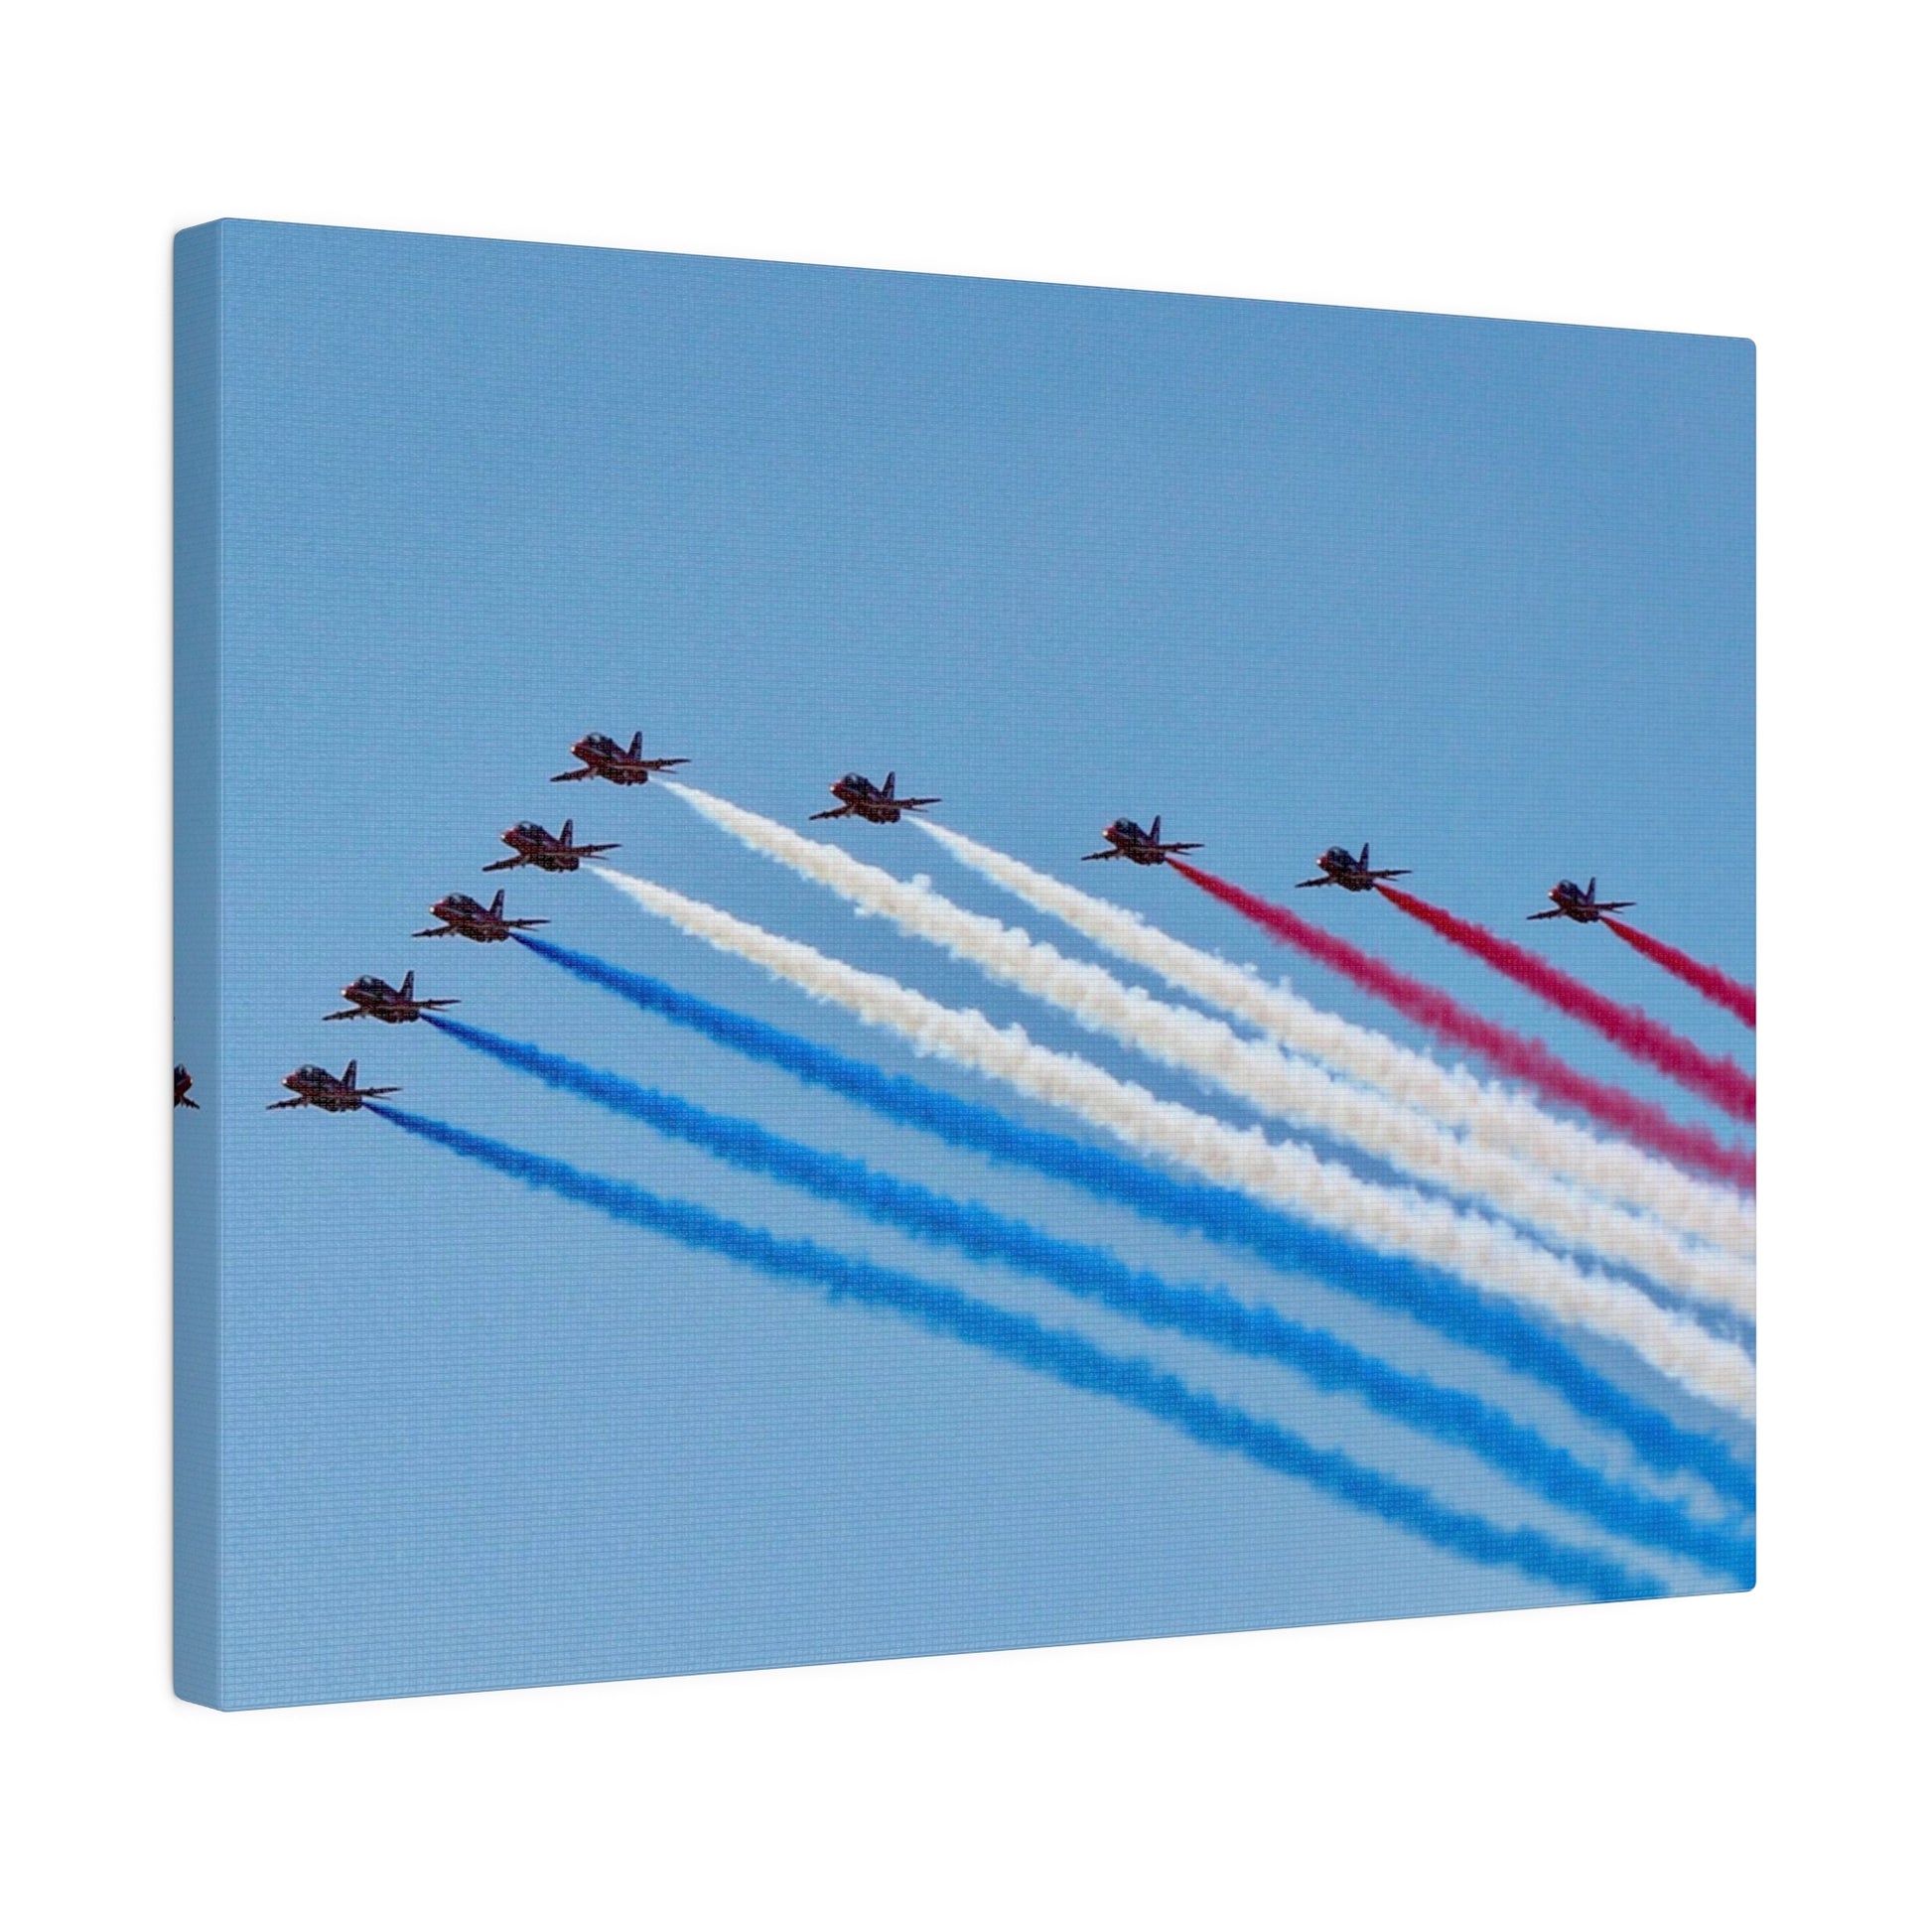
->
[594,864,1756,1418]
[914,818,1756,1260]
[667,784,1753,1317]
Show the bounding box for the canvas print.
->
[174,219,1754,1710]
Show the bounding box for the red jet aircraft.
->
[1296,843,1412,893]
[326,970,461,1023]
[175,1065,199,1109]
[483,819,621,874]
[1080,816,1202,866]
[266,1060,399,1112]
[1528,877,1636,923]
[810,771,941,824]
[551,732,689,786]
[414,889,550,942]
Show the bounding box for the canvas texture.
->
[174,219,1754,1711]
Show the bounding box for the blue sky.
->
[179,220,1752,1706]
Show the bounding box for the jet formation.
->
[253,722,1668,1131]
[551,732,688,787]
[1297,843,1412,893]
[264,732,683,1118]
[266,1060,400,1112]
[1529,877,1635,923]
[484,819,621,874]
[1081,816,1202,867]
[811,771,941,824]
[326,971,461,1023]
[414,889,550,942]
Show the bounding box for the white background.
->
[1,4,1923,1924]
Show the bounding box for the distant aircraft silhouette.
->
[1529,877,1636,924]
[266,1060,399,1113]
[414,889,550,942]
[1080,816,1202,867]
[326,971,461,1023]
[810,771,941,825]
[483,819,621,874]
[550,732,688,786]
[1295,843,1411,893]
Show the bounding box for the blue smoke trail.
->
[366,1102,1669,1603]
[430,1013,1752,1586]
[515,933,1754,1512]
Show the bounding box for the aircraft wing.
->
[1599,900,1637,913]
[1294,875,1336,889]
[1079,848,1127,861]
[482,855,526,872]
[323,1007,362,1021]
[266,1096,306,1109]
[550,766,594,782]
[412,924,455,937]
[642,758,691,770]
[809,805,854,820]
[1526,907,1565,920]
[363,1086,402,1098]
[504,916,551,930]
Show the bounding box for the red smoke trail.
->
[1169,861,1755,1191]
[1375,886,1754,1123]
[1603,918,1756,1029]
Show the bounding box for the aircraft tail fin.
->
[1361,843,1372,869]
[1587,877,1597,902]
[489,889,505,918]
[1150,815,1162,843]
[344,1060,357,1088]
[628,731,642,759]
[561,819,573,845]
[884,771,897,797]
[400,971,415,1000]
